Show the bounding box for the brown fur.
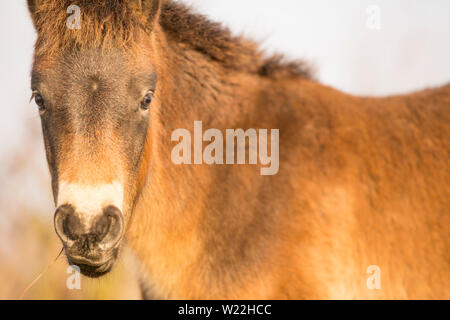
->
[27,0,449,299]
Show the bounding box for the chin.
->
[65,247,119,278]
[68,258,116,278]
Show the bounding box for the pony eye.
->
[140,92,153,110]
[34,93,46,111]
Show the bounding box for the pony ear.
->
[134,0,162,27]
[27,0,44,29]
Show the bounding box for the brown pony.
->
[27,0,449,299]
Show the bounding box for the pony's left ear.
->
[27,0,44,29]
[134,0,162,28]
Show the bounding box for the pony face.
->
[28,0,161,277]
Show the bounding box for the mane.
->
[32,0,312,79]
[160,2,313,79]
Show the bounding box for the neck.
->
[125,11,310,298]
[125,21,258,295]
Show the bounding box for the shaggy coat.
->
[27,0,449,299]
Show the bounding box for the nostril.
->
[64,213,83,240]
[96,205,124,248]
[92,213,111,241]
[54,204,78,242]
[54,204,123,249]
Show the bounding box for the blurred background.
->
[0,0,449,299]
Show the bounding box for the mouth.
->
[66,251,117,278]
[70,259,114,278]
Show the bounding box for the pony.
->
[27,0,449,299]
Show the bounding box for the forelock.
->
[32,0,148,58]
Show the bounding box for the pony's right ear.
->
[27,0,44,29]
